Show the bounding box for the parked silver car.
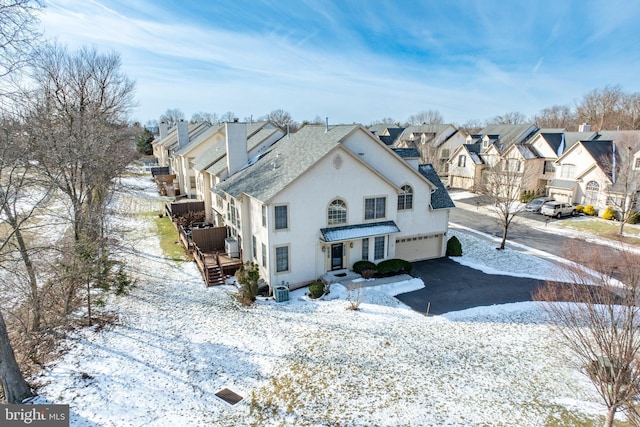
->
[524,197,554,213]
[540,201,576,218]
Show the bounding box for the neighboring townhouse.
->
[172,123,223,199]
[151,120,211,171]
[549,140,617,206]
[447,124,538,191]
[471,123,538,153]
[548,131,640,214]
[191,122,284,222]
[394,124,467,176]
[213,123,454,289]
[368,125,405,146]
[447,143,483,190]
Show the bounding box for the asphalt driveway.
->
[396,257,545,315]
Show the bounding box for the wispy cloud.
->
[40,0,640,124]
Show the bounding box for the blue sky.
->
[40,0,640,125]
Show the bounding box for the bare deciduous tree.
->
[478,152,536,250]
[0,114,53,332]
[620,93,640,131]
[27,44,137,326]
[158,108,184,127]
[576,85,623,132]
[405,109,443,126]
[535,246,640,427]
[369,117,398,126]
[0,311,32,403]
[29,43,137,242]
[599,134,640,235]
[0,0,42,404]
[533,105,576,130]
[0,0,42,104]
[486,111,528,125]
[190,111,218,124]
[263,109,298,131]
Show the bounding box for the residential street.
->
[448,194,633,272]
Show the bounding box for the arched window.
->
[397,185,413,210]
[585,181,599,205]
[328,199,347,225]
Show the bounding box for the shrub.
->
[575,205,584,213]
[583,205,597,216]
[235,262,260,306]
[175,210,206,227]
[346,283,362,310]
[446,236,463,257]
[376,259,413,277]
[308,282,325,299]
[361,269,376,279]
[628,211,640,224]
[353,260,377,274]
[602,206,618,221]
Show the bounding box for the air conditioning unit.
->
[225,237,239,258]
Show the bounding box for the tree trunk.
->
[0,312,33,403]
[13,225,41,331]
[604,405,617,427]
[499,225,508,250]
[2,207,42,332]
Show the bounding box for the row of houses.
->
[369,122,640,215]
[152,120,454,289]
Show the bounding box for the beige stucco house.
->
[213,123,454,289]
[190,122,284,222]
[548,131,640,215]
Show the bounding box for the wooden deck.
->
[193,246,243,286]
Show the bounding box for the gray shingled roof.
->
[418,164,455,209]
[173,123,220,156]
[392,148,420,158]
[516,144,540,159]
[478,124,537,151]
[460,143,483,164]
[204,128,282,176]
[215,124,360,202]
[548,179,578,190]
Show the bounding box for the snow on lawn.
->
[31,174,604,426]
[447,228,575,282]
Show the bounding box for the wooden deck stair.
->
[206,265,225,286]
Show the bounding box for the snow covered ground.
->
[31,173,606,426]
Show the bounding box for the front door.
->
[331,243,343,270]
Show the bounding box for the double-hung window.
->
[365,197,386,220]
[275,246,289,272]
[274,205,288,230]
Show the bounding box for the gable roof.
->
[478,124,538,152]
[450,143,483,165]
[204,127,283,176]
[173,123,222,156]
[392,147,420,158]
[153,122,211,151]
[215,124,363,202]
[418,164,455,209]
[368,126,405,146]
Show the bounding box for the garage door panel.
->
[395,235,442,261]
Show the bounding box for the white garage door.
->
[395,234,443,261]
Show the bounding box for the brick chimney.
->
[225,121,248,176]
